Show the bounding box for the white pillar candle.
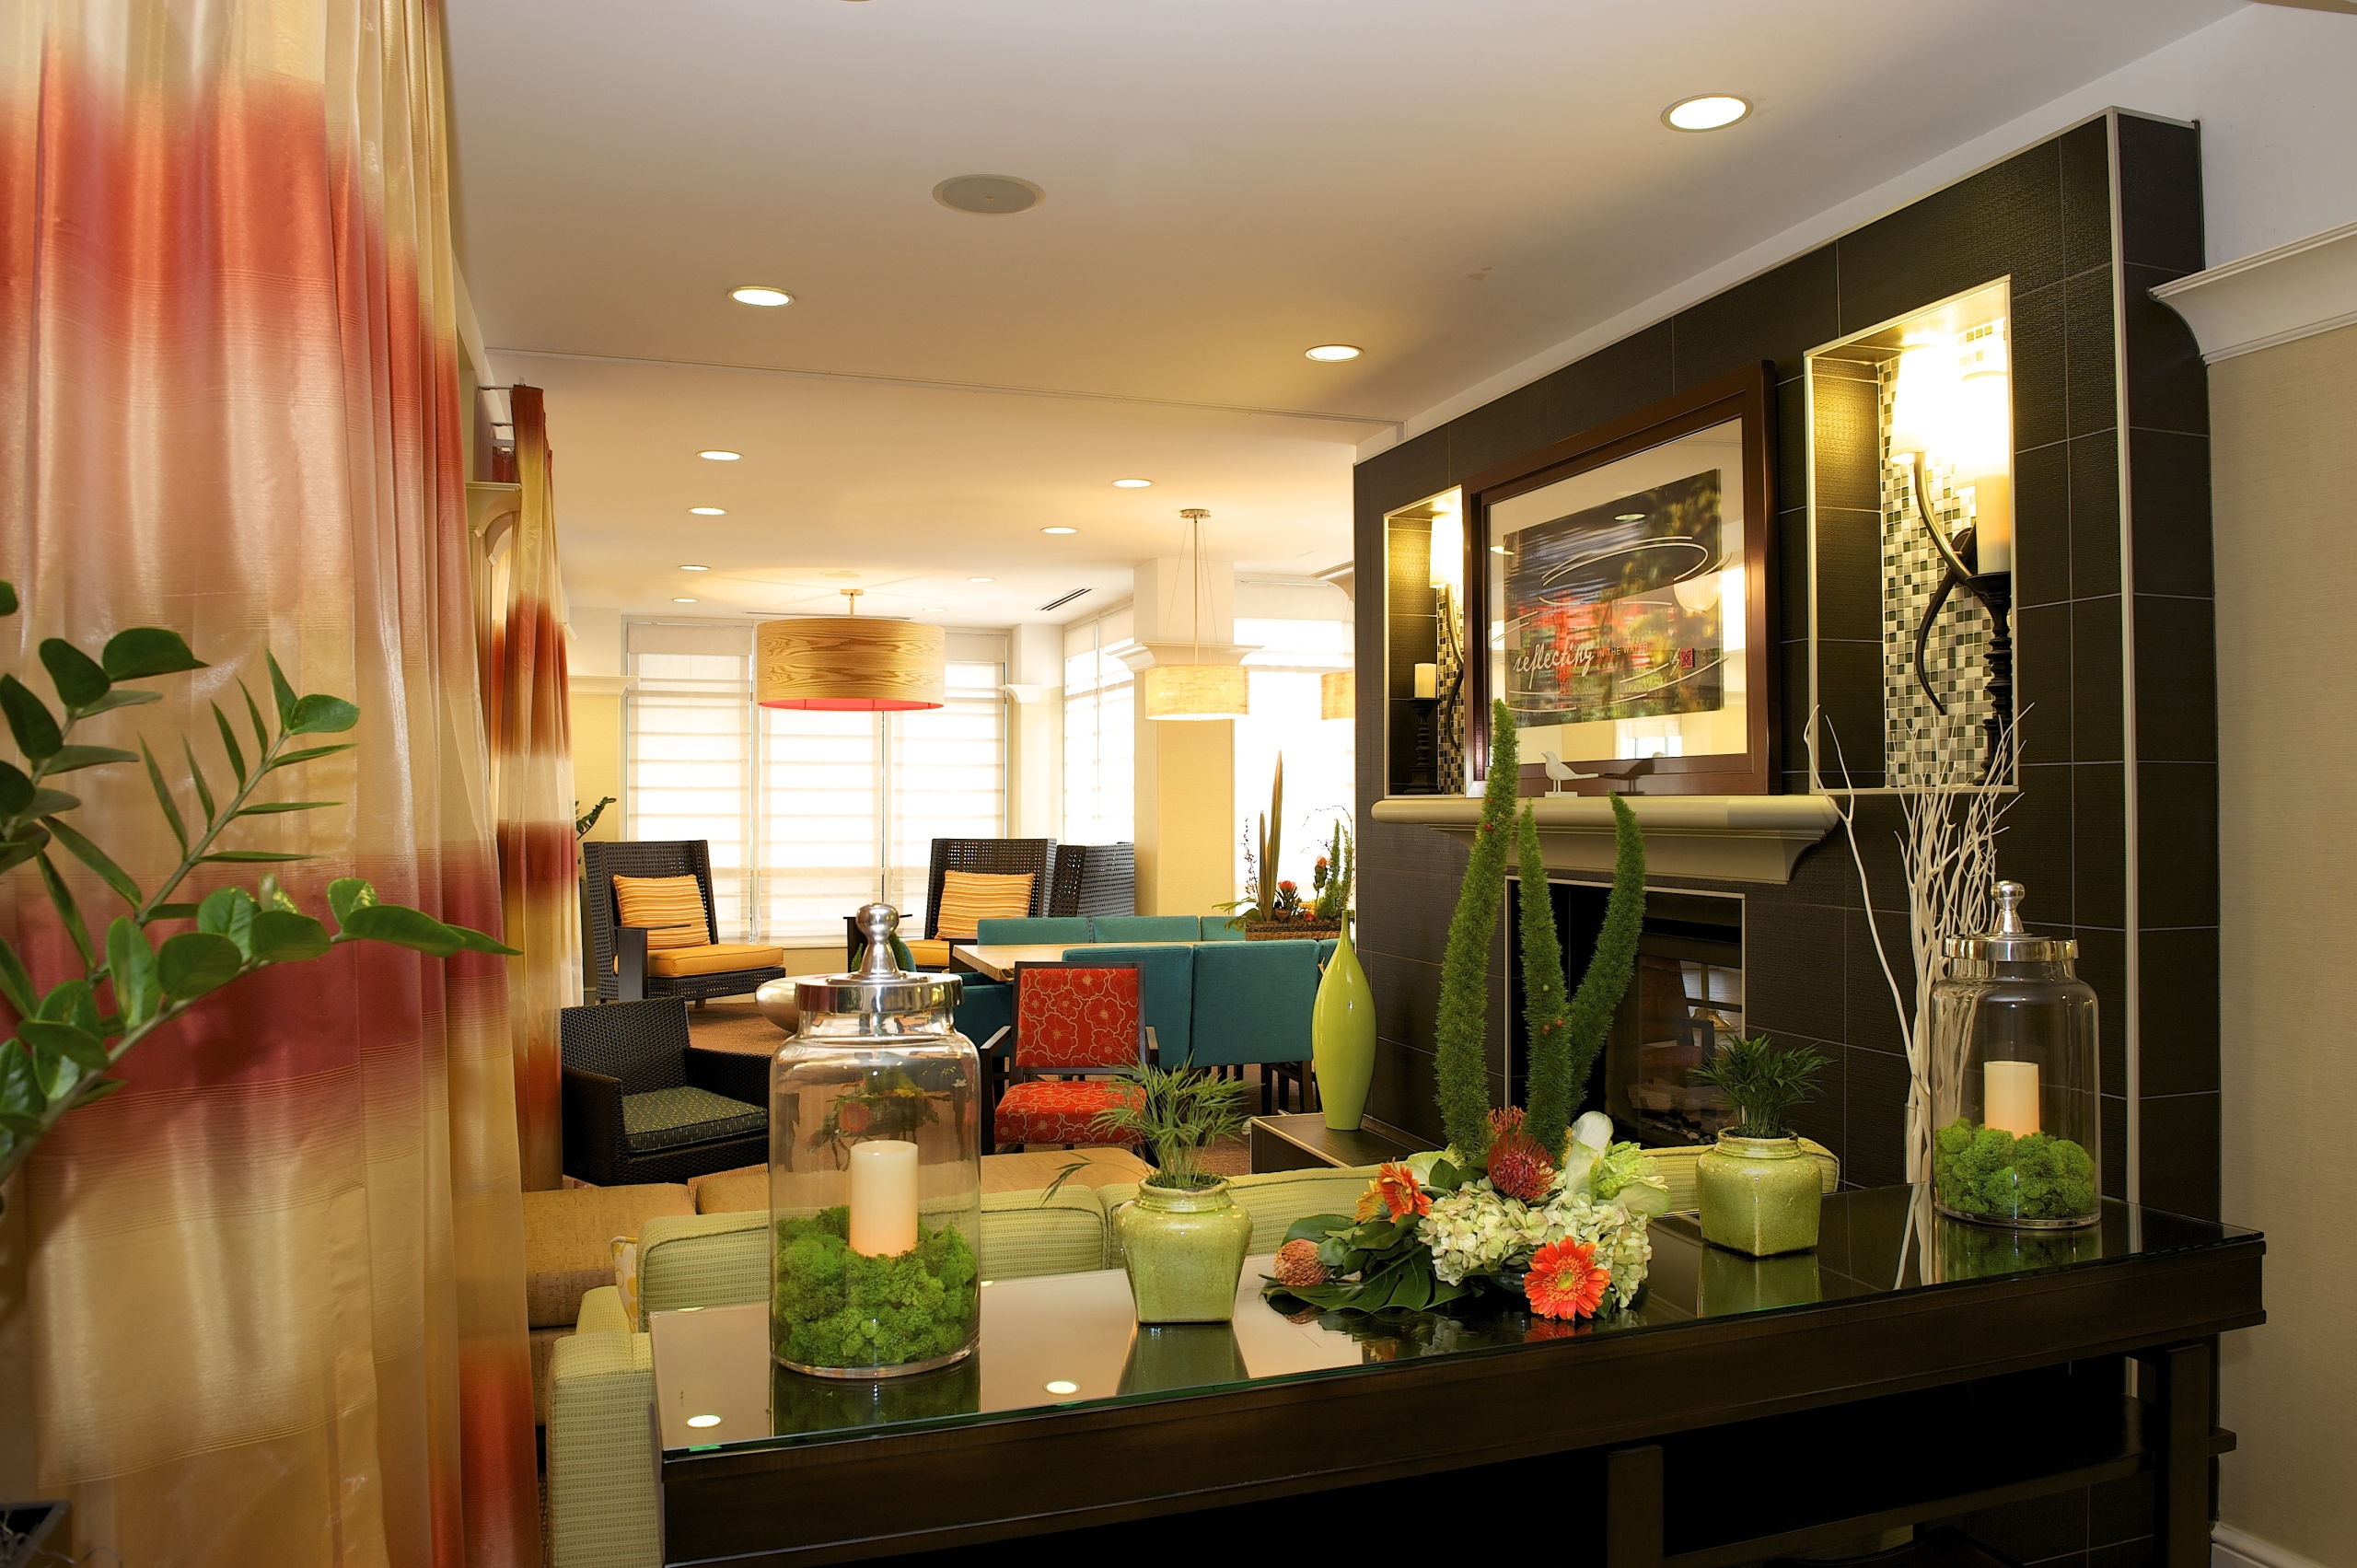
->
[1983,1060,2040,1138]
[1971,470,2014,575]
[847,1140,920,1257]
[1412,662,1437,700]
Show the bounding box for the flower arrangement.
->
[1221,754,1351,936]
[1265,1109,1668,1319]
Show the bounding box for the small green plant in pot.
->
[1689,1036,1830,1257]
[1086,1064,1255,1323]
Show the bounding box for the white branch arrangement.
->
[1810,708,2019,1185]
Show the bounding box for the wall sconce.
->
[1887,311,2015,780]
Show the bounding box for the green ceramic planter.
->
[1697,1131,1822,1257]
[1112,1178,1254,1324]
[1311,920,1376,1130]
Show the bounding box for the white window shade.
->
[889,663,1008,929]
[1062,620,1134,846]
[626,630,755,937]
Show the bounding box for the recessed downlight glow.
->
[969,576,994,583]
[1112,478,1153,489]
[698,449,741,461]
[1044,1380,1079,1396]
[689,506,726,516]
[685,1414,723,1429]
[923,607,947,613]
[1305,344,1362,362]
[1664,95,1750,132]
[729,286,792,308]
[1041,527,1077,535]
[679,563,710,571]
[673,597,699,604]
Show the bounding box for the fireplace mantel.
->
[1370,794,1841,885]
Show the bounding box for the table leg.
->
[1607,1445,1664,1568]
[2137,1341,2212,1568]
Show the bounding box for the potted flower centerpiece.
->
[1265,701,1670,1323]
[1088,1063,1257,1323]
[1225,755,1342,941]
[1690,1035,1831,1257]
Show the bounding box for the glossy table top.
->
[648,1187,2257,1459]
[950,940,1196,982]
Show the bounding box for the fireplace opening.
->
[1505,881,1744,1148]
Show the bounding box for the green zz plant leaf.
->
[0,582,519,1214]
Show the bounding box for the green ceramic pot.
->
[1312,920,1376,1131]
[1112,1178,1254,1324]
[1696,1131,1822,1257]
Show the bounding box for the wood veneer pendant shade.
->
[1320,670,1354,721]
[757,591,945,711]
[1141,662,1248,721]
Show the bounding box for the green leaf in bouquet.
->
[0,935,36,1019]
[1,676,63,761]
[75,688,163,718]
[37,853,94,968]
[140,739,188,853]
[256,875,297,913]
[0,762,29,816]
[249,911,331,965]
[38,639,110,709]
[212,703,247,785]
[181,737,216,822]
[266,649,298,727]
[1,1042,47,1129]
[145,902,200,921]
[445,923,520,957]
[239,679,271,757]
[26,789,76,818]
[157,932,245,1000]
[197,887,260,957]
[264,743,355,772]
[237,800,336,817]
[44,817,142,906]
[0,582,16,617]
[285,693,360,736]
[1282,1213,1353,1248]
[201,851,308,864]
[0,840,41,877]
[100,627,206,681]
[19,1019,107,1074]
[107,918,160,1028]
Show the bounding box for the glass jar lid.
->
[796,902,965,1019]
[1942,880,2076,964]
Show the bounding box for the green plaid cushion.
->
[621,1086,766,1154]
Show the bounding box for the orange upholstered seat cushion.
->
[644,943,784,978]
[613,874,708,949]
[932,870,1034,939]
[993,1079,1141,1146]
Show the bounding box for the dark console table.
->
[650,1187,2262,1566]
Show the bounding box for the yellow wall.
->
[2212,322,2357,1562]
[570,688,621,842]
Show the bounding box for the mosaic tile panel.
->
[1881,357,1996,785]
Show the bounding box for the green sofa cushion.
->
[621,1086,765,1154]
[976,916,1092,945]
[1091,914,1198,943]
[1197,914,1248,941]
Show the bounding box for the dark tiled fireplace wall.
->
[1353,112,2217,1220]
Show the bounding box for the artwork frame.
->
[1463,362,1778,796]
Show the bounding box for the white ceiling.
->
[445,0,2240,626]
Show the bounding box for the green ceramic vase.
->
[1696,1131,1822,1257]
[1112,1179,1254,1324]
[1312,920,1376,1131]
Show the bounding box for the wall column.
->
[568,605,624,842]
[1006,622,1062,840]
[1128,557,1241,916]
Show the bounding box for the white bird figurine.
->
[1540,750,1596,796]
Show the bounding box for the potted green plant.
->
[1087,1064,1254,1323]
[1689,1036,1830,1256]
[1221,756,1341,941]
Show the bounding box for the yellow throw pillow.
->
[613,874,706,949]
[933,870,1034,940]
[610,1236,642,1330]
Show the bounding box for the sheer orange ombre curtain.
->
[0,2,540,1564]
[483,385,578,1191]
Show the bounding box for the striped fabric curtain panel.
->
[0,3,541,1563]
[485,386,582,1191]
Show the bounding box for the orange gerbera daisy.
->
[1353,1160,1434,1222]
[1525,1237,1611,1320]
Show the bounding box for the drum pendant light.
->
[1142,509,1248,721]
[758,589,946,711]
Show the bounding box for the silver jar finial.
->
[1993,880,2028,935]
[854,901,905,980]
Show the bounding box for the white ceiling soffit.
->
[444,0,2241,620]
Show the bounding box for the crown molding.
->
[2152,219,2357,363]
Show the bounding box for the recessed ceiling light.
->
[1044,1380,1079,1396]
[969,576,994,583]
[1041,527,1077,535]
[698,449,741,461]
[1663,95,1750,132]
[934,174,1044,215]
[1112,478,1153,489]
[923,606,947,613]
[679,563,710,571]
[689,506,726,516]
[673,597,699,603]
[685,1414,722,1429]
[1305,344,1362,362]
[729,285,792,308]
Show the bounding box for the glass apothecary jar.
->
[771,904,983,1377]
[1929,881,2101,1230]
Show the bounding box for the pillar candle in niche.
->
[847,1139,920,1256]
[1982,1060,2039,1138]
[1412,662,1437,700]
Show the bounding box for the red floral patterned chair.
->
[985,961,1150,1152]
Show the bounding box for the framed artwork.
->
[1462,362,1778,796]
